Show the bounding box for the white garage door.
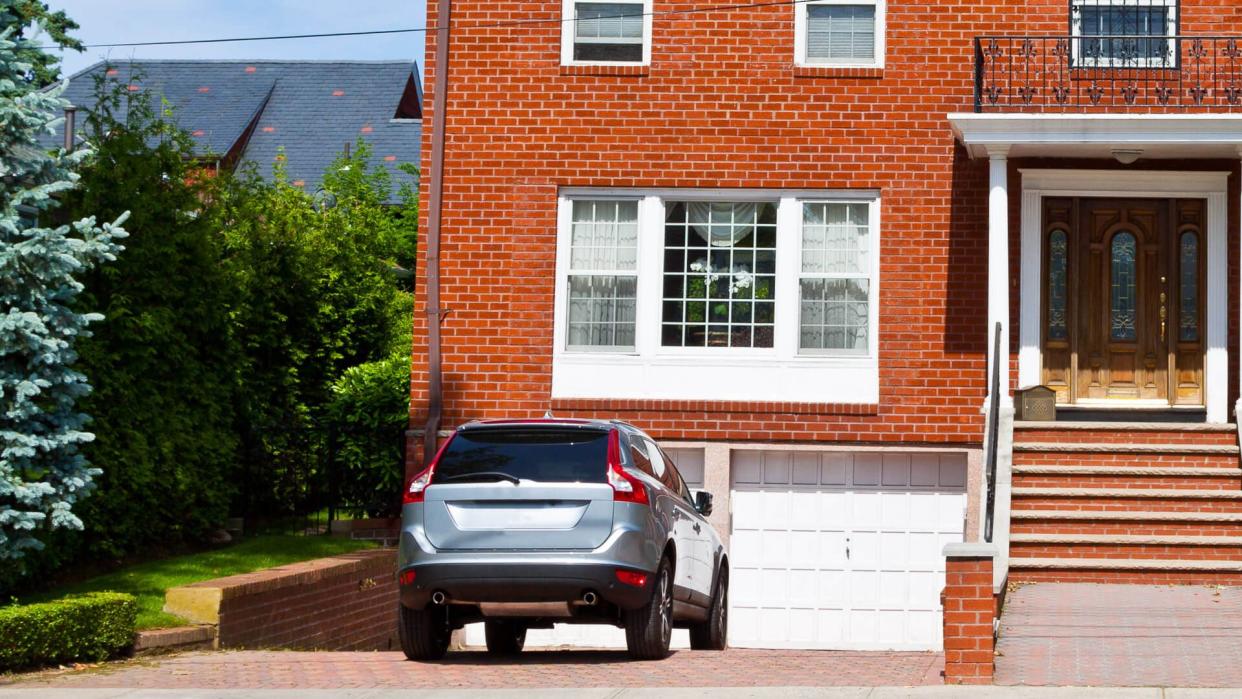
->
[729,450,967,651]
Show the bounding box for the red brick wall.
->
[942,555,996,685]
[207,550,398,651]
[410,0,1242,448]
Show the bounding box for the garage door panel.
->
[729,449,968,651]
[851,492,883,527]
[879,531,910,567]
[881,454,911,486]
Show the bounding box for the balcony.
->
[974,36,1242,112]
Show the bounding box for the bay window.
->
[554,191,881,403]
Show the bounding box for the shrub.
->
[0,592,137,671]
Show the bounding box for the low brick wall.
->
[941,543,998,685]
[165,549,397,651]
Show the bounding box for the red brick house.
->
[410,0,1242,653]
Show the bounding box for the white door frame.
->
[1016,169,1229,423]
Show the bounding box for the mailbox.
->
[1015,385,1056,422]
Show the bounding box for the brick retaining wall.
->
[165,549,397,651]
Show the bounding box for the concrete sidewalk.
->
[3,689,1242,698]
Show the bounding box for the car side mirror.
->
[694,490,713,517]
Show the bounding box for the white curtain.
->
[687,202,758,247]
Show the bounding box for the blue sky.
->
[47,1,427,78]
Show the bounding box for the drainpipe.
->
[63,106,76,153]
[422,0,452,467]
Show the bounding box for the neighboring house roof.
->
[47,59,422,202]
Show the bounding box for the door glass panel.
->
[1109,231,1137,342]
[1047,229,1069,341]
[1179,232,1199,342]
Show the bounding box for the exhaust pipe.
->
[431,591,447,605]
[581,591,598,606]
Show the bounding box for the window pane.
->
[568,275,637,350]
[1075,3,1171,62]
[1109,231,1138,342]
[575,2,644,62]
[1179,232,1199,342]
[799,278,870,353]
[661,201,778,348]
[807,4,876,62]
[571,199,638,271]
[802,202,869,274]
[1047,229,1069,341]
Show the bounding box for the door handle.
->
[693,523,701,534]
[846,537,851,560]
[1160,276,1167,342]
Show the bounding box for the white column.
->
[987,146,1012,407]
[1207,189,1228,424]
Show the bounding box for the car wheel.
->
[483,620,527,655]
[623,557,673,660]
[398,603,450,661]
[689,565,728,650]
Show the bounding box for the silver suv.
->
[396,419,728,660]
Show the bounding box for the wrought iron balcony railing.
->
[974,36,1242,112]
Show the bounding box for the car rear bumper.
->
[398,560,653,610]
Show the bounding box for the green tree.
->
[10,1,82,86]
[60,73,239,559]
[0,11,127,561]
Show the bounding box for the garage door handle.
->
[693,523,701,534]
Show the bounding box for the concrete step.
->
[1012,509,1242,521]
[1013,464,1242,490]
[1011,533,1242,546]
[1015,422,1239,448]
[1010,533,1242,561]
[1013,487,1242,499]
[1014,442,1240,455]
[1010,557,1242,571]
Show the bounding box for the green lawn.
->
[30,534,377,629]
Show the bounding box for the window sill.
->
[551,397,880,416]
[792,65,884,79]
[561,63,650,77]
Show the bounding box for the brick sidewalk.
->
[6,649,943,689]
[997,583,1242,687]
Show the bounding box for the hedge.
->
[0,592,137,671]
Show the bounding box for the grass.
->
[27,534,377,629]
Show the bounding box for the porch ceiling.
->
[948,112,1242,160]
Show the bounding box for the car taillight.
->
[403,434,456,504]
[616,569,649,587]
[606,430,649,506]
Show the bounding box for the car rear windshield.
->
[432,428,609,484]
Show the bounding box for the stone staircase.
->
[1008,420,1242,584]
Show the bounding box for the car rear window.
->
[432,428,609,484]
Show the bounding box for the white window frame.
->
[561,0,653,67]
[794,0,886,69]
[1070,0,1178,69]
[564,198,642,353]
[552,189,881,404]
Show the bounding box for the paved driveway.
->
[5,649,944,690]
[996,583,1242,687]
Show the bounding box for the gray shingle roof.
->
[48,59,422,202]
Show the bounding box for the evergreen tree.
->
[0,9,127,561]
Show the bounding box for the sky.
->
[46,1,427,79]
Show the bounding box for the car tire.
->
[483,620,527,655]
[623,557,673,660]
[398,603,450,661]
[689,565,728,651]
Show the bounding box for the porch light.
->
[1111,149,1143,165]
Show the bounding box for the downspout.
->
[63,106,76,153]
[422,0,452,467]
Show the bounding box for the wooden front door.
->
[1041,197,1206,406]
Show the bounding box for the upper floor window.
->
[563,0,652,65]
[1071,0,1178,67]
[795,0,885,68]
